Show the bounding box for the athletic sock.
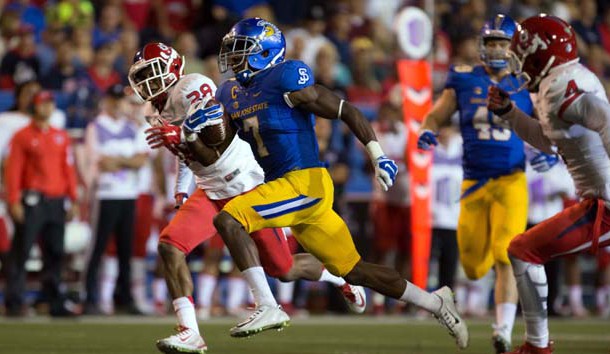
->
[173,296,199,334]
[399,280,441,313]
[100,256,118,313]
[131,258,148,310]
[242,266,277,307]
[197,273,217,309]
[277,280,295,305]
[495,302,517,342]
[152,277,168,310]
[227,277,247,311]
[318,268,346,287]
[372,292,385,307]
[466,277,488,315]
[596,285,610,311]
[568,285,584,310]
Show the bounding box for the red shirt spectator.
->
[5,92,77,204]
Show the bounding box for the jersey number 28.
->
[473,106,511,141]
[186,83,214,104]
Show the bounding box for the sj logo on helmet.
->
[264,25,275,37]
[256,19,277,38]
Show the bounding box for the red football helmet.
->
[128,42,185,103]
[509,14,578,91]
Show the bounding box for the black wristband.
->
[492,102,514,116]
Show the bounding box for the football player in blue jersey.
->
[182,18,468,348]
[418,14,557,353]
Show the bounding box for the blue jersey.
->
[216,60,325,182]
[446,65,533,180]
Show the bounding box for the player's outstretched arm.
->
[286,84,397,191]
[287,84,376,144]
[488,86,555,154]
[418,88,457,147]
[564,93,610,158]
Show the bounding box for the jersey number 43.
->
[473,106,511,141]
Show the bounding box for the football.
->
[197,98,228,147]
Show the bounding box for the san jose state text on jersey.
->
[447,65,534,179]
[216,60,325,182]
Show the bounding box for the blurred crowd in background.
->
[0,0,610,319]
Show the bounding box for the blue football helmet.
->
[219,17,286,84]
[479,14,517,70]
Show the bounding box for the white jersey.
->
[535,61,610,202]
[526,160,575,224]
[147,73,264,200]
[431,135,463,230]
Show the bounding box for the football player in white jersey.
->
[128,43,366,354]
[488,15,610,354]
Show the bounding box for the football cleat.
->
[433,286,469,349]
[229,305,290,338]
[156,326,207,354]
[339,283,366,314]
[505,341,554,354]
[492,330,511,354]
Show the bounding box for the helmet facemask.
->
[505,50,531,91]
[506,48,557,92]
[128,56,183,102]
[218,22,286,84]
[219,35,262,79]
[480,37,511,70]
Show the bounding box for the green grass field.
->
[0,316,608,354]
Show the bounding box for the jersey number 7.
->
[243,116,270,157]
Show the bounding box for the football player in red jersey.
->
[129,42,366,354]
[488,15,610,354]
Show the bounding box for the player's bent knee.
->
[213,211,240,235]
[264,263,292,279]
[343,262,366,286]
[158,241,185,262]
[493,248,511,265]
[461,261,488,280]
[507,234,526,259]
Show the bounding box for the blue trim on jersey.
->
[253,194,322,219]
[555,204,597,240]
[252,194,308,212]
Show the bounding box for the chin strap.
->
[236,69,253,84]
